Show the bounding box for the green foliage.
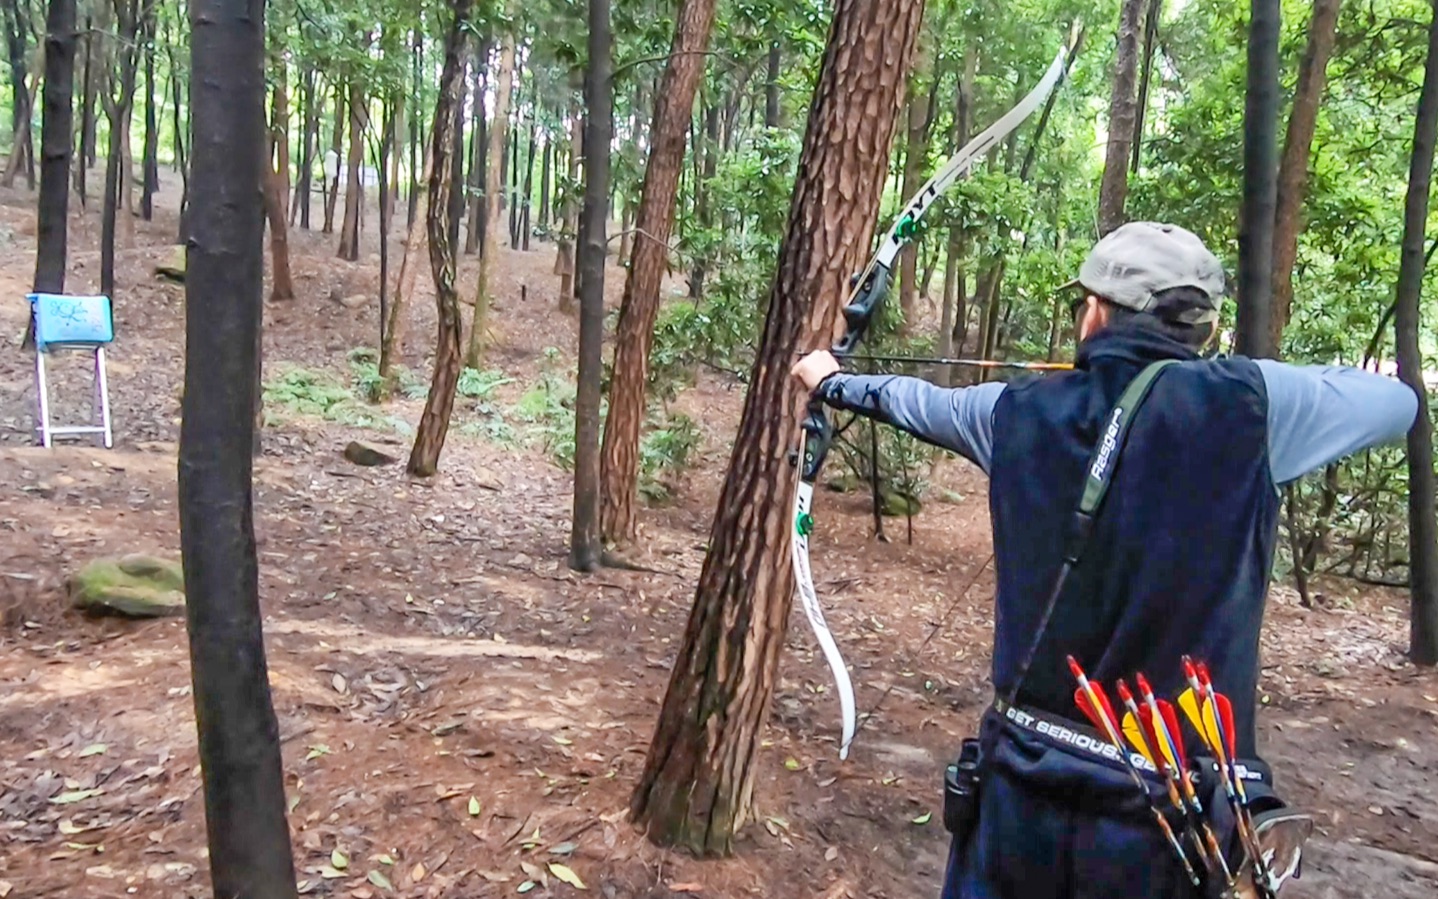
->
[638,412,701,503]
[262,366,412,434]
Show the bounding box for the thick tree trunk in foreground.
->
[1097,0,1144,235]
[629,0,923,854]
[598,0,721,545]
[34,0,76,295]
[407,0,473,477]
[1270,0,1341,352]
[465,30,513,369]
[1397,0,1438,666]
[571,0,612,572]
[1236,0,1280,359]
[181,2,298,895]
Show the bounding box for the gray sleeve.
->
[1255,359,1419,485]
[817,374,1006,473]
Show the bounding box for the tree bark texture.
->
[465,30,513,370]
[1236,0,1280,359]
[628,0,923,853]
[571,0,612,572]
[1397,0,1438,666]
[34,0,76,295]
[181,1,299,895]
[597,0,720,544]
[556,73,582,311]
[1097,0,1144,236]
[1269,0,1341,352]
[407,0,473,478]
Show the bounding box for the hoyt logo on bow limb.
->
[788,42,1074,760]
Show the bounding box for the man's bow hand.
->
[791,350,841,392]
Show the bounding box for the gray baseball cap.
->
[1061,222,1226,325]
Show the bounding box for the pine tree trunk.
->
[323,84,343,233]
[34,0,76,296]
[465,28,513,369]
[407,29,421,230]
[447,64,467,252]
[687,103,720,299]
[265,61,294,301]
[181,1,299,893]
[896,64,932,333]
[1397,0,1438,666]
[507,95,522,248]
[2,0,35,189]
[1269,0,1341,353]
[629,0,923,852]
[379,149,434,392]
[408,0,475,478]
[1236,0,1280,359]
[73,11,93,204]
[464,41,488,255]
[521,116,536,250]
[597,0,720,544]
[337,75,367,261]
[765,42,781,127]
[169,43,190,242]
[101,0,140,299]
[571,0,612,571]
[537,131,551,230]
[141,3,158,220]
[555,81,581,311]
[940,43,976,386]
[1097,0,1144,235]
[294,70,316,228]
[1129,0,1162,172]
[377,101,393,353]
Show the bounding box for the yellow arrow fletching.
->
[1178,687,1223,755]
[1121,711,1156,763]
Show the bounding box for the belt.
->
[991,698,1161,776]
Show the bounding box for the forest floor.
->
[1,180,1437,899]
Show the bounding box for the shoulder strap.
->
[1064,358,1179,563]
[1003,359,1178,709]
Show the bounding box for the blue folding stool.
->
[28,292,115,448]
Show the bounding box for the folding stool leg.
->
[95,347,113,448]
[34,349,52,448]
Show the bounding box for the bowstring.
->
[851,551,996,740]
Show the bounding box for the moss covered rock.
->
[68,554,185,618]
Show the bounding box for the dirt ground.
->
[1,177,1437,899]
